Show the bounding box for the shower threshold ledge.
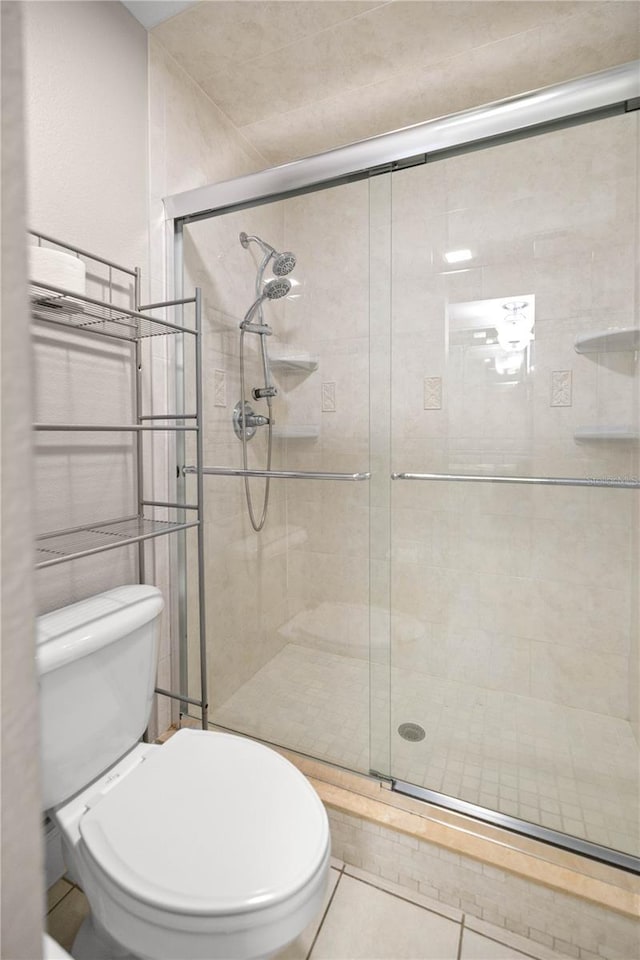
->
[164,719,639,920]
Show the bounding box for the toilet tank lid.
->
[36,585,164,676]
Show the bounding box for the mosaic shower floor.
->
[212,643,639,858]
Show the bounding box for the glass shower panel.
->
[388,112,639,858]
[183,177,372,773]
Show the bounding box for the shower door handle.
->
[184,466,371,481]
[391,472,640,489]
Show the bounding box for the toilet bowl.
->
[37,587,330,959]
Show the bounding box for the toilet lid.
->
[79,730,329,916]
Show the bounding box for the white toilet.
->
[37,585,330,960]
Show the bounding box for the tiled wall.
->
[278,179,371,658]
[328,809,640,960]
[153,1,640,167]
[183,203,292,707]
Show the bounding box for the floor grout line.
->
[466,926,554,960]
[457,914,466,960]
[305,869,344,960]
[47,883,75,916]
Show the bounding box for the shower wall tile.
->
[536,2,640,80]
[530,644,628,720]
[285,489,369,559]
[289,551,370,609]
[528,579,629,657]
[153,1,381,87]
[229,3,638,164]
[199,1,502,127]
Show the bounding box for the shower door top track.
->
[165,61,639,222]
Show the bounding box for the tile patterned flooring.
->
[212,643,639,857]
[47,861,572,960]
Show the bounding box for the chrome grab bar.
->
[183,466,371,481]
[391,472,640,489]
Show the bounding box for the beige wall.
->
[23,0,152,614]
[1,4,45,956]
[22,0,175,858]
[23,1,148,268]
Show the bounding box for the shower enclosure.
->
[170,63,640,872]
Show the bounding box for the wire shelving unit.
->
[30,230,207,728]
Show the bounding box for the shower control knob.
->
[250,414,271,427]
[233,401,272,440]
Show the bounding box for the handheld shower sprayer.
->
[236,231,299,532]
[241,277,291,330]
[239,232,297,277]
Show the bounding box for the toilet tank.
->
[36,585,164,810]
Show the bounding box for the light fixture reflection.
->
[444,249,473,264]
[496,301,533,353]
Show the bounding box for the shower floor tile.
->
[211,643,639,857]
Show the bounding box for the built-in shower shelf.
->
[35,516,200,569]
[574,426,639,442]
[272,424,320,439]
[270,353,319,374]
[574,327,640,354]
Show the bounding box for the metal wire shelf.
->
[35,516,199,569]
[30,281,196,342]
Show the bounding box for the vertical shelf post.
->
[194,287,208,729]
[134,267,146,584]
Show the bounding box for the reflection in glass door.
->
[387,112,639,864]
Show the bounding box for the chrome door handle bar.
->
[183,466,371,481]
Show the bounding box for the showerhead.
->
[264,277,291,300]
[240,232,297,277]
[272,251,296,276]
[241,278,291,328]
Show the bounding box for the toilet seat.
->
[73,730,330,959]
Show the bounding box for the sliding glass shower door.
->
[384,111,639,863]
[177,70,638,868]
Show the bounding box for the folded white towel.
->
[29,246,86,297]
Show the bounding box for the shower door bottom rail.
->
[184,465,371,481]
[392,472,640,489]
[393,779,640,874]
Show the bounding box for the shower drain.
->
[398,722,426,742]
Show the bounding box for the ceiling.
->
[149,1,639,165]
[122,1,199,31]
